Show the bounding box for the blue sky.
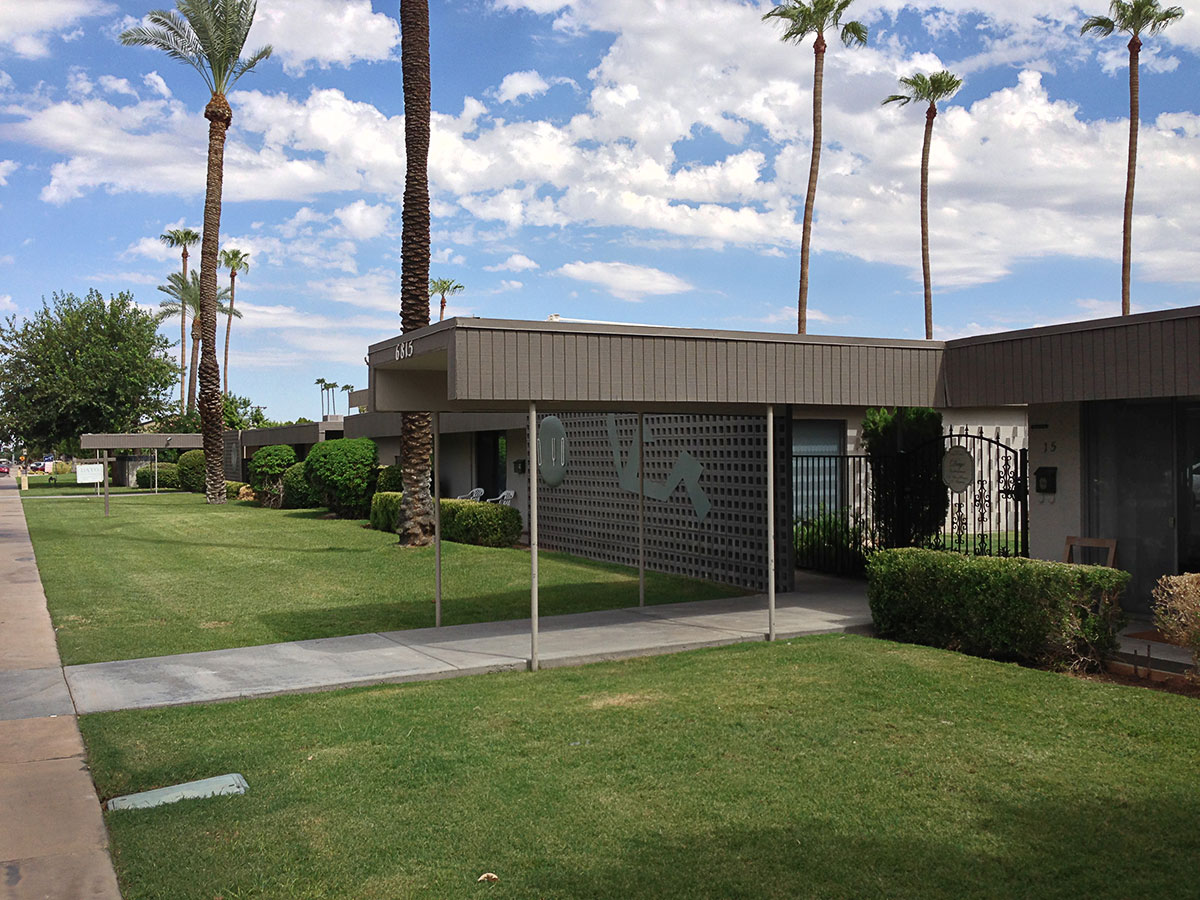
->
[1,0,1198,421]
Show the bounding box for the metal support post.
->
[766,404,775,641]
[638,412,645,607]
[434,411,442,628]
[529,401,539,671]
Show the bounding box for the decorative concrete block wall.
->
[536,412,793,593]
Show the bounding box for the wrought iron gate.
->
[793,431,1027,573]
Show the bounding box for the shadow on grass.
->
[520,793,1200,900]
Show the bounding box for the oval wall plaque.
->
[941,445,974,493]
[538,416,568,487]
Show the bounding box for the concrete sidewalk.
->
[66,575,872,714]
[0,480,122,900]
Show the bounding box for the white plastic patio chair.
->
[486,489,515,506]
[456,487,484,501]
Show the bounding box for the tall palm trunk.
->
[920,102,936,340]
[223,269,236,395]
[1122,33,1141,316]
[398,0,434,546]
[798,32,826,335]
[198,93,231,504]
[187,315,200,413]
[179,247,189,409]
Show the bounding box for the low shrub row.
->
[369,493,523,548]
[866,548,1128,670]
[135,462,180,489]
[1153,573,1200,673]
[377,464,404,494]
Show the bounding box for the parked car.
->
[0,464,9,476]
[29,461,45,472]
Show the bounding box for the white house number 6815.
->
[395,341,414,360]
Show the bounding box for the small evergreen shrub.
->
[282,462,321,509]
[225,481,248,501]
[176,449,206,492]
[304,438,378,518]
[377,464,404,494]
[51,460,71,475]
[370,491,404,533]
[368,495,523,547]
[1153,573,1200,675]
[248,444,297,509]
[442,498,522,548]
[135,462,180,489]
[866,548,1128,670]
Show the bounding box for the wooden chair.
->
[1063,536,1117,567]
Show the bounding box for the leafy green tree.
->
[121,0,272,503]
[159,226,200,408]
[883,70,963,340]
[399,0,435,546]
[861,407,948,549]
[763,0,867,334]
[155,270,236,413]
[219,247,250,396]
[429,277,464,322]
[1081,1,1184,315]
[0,290,176,453]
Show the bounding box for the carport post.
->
[767,404,776,641]
[433,411,442,628]
[529,400,539,671]
[638,412,645,607]
[153,448,158,494]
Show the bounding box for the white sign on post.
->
[76,463,104,484]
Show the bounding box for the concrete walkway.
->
[0,480,122,900]
[66,575,872,714]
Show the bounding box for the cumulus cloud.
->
[494,70,577,104]
[334,199,392,240]
[250,0,400,74]
[142,71,171,99]
[432,247,466,265]
[484,253,539,272]
[557,261,693,301]
[0,294,15,311]
[0,1,115,58]
[0,160,17,185]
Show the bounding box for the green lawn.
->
[17,472,176,495]
[22,493,738,665]
[80,636,1200,900]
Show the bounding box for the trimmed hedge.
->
[303,438,378,518]
[369,494,523,547]
[225,481,248,501]
[249,444,296,508]
[176,449,206,492]
[866,548,1128,670]
[135,462,180,489]
[377,464,404,494]
[370,491,404,533]
[282,462,321,509]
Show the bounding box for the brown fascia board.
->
[369,316,944,352]
[945,303,1200,348]
[80,433,205,450]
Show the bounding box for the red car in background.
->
[0,464,10,476]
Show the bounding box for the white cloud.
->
[484,253,539,272]
[142,72,171,99]
[495,279,523,292]
[432,248,466,265]
[250,0,400,75]
[309,269,399,313]
[334,199,392,240]
[0,1,115,58]
[0,160,17,185]
[0,294,15,311]
[557,261,693,301]
[98,75,138,98]
[496,70,549,104]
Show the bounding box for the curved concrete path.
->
[0,479,122,900]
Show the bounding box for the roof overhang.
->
[80,433,204,450]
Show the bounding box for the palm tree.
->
[159,227,200,408]
[763,0,867,334]
[429,277,465,322]
[122,1,272,504]
[883,70,963,341]
[398,0,434,547]
[219,247,250,396]
[341,384,355,413]
[1082,1,1184,315]
[315,378,329,417]
[156,272,238,409]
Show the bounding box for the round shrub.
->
[303,438,378,518]
[377,464,404,494]
[282,462,321,509]
[225,481,248,501]
[135,462,180,489]
[249,444,297,508]
[369,491,404,532]
[176,449,206,492]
